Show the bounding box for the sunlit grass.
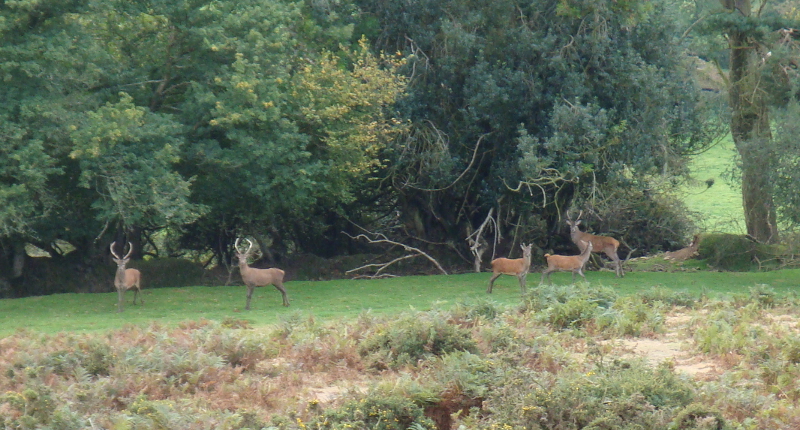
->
[3,268,800,336]
[682,135,745,234]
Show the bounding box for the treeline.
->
[1,0,797,296]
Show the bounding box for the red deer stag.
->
[541,241,593,284]
[566,211,624,277]
[110,241,142,313]
[487,243,533,294]
[234,238,290,309]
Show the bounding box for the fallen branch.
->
[343,230,448,278]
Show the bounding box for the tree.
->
[357,0,717,257]
[704,0,799,243]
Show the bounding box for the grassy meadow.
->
[8,135,800,429]
[2,268,800,336]
[682,136,745,234]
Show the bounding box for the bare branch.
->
[343,229,448,277]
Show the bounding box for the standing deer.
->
[487,243,533,294]
[234,238,289,309]
[541,241,593,284]
[566,212,624,277]
[110,241,142,313]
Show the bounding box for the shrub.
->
[359,312,478,369]
[485,361,695,430]
[308,394,437,430]
[697,233,783,271]
[523,284,618,331]
[636,287,697,308]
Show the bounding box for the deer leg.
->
[132,287,138,305]
[117,288,124,313]
[605,249,623,277]
[273,282,290,307]
[245,285,255,310]
[487,273,501,293]
[541,270,553,285]
[135,280,143,304]
[518,274,527,295]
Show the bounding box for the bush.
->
[697,233,783,271]
[522,284,618,331]
[359,313,478,369]
[485,362,695,430]
[308,394,437,430]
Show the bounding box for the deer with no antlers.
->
[110,241,142,313]
[664,235,701,262]
[487,243,533,294]
[234,238,290,309]
[541,240,593,284]
[566,211,624,277]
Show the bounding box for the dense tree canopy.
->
[1,0,796,296]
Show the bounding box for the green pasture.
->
[2,269,799,337]
[682,136,745,234]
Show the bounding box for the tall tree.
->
[357,0,718,256]
[719,0,778,242]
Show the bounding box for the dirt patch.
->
[612,314,721,379]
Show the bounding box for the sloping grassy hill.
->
[682,136,745,234]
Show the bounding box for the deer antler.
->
[234,238,256,257]
[110,241,133,260]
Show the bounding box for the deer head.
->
[110,241,133,266]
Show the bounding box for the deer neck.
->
[580,245,593,263]
[115,264,127,285]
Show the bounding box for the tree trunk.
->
[724,0,779,243]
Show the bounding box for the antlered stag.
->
[487,243,532,294]
[541,241,593,284]
[566,212,624,277]
[235,238,290,309]
[110,241,142,313]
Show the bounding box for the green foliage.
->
[668,403,725,430]
[635,287,698,308]
[359,312,478,369]
[698,233,783,271]
[485,362,695,430]
[308,394,436,430]
[522,284,618,330]
[135,258,207,289]
[69,93,203,229]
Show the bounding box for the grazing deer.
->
[487,243,533,294]
[234,238,289,309]
[566,212,624,277]
[110,241,142,313]
[541,241,593,284]
[664,235,701,262]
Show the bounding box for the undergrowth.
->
[2,286,800,429]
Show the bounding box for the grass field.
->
[682,135,745,234]
[0,133,760,337]
[3,268,798,337]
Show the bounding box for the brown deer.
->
[110,241,142,313]
[234,238,289,309]
[566,211,624,277]
[664,235,701,262]
[541,241,593,284]
[487,243,533,294]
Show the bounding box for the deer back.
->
[568,220,618,253]
[241,266,284,287]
